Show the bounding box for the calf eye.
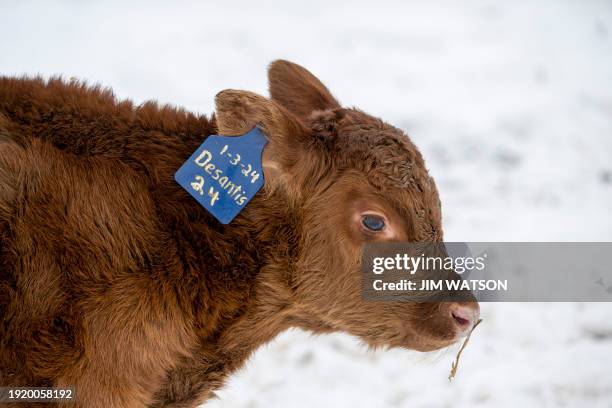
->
[362,215,385,232]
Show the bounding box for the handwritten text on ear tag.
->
[175,127,268,224]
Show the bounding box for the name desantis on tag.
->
[175,127,268,224]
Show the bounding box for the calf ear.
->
[215,89,308,192]
[268,60,340,121]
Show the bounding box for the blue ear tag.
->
[175,127,268,224]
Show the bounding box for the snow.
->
[2,1,612,407]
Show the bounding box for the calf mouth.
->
[394,301,481,352]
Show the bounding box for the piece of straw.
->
[448,318,483,382]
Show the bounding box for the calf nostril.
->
[449,303,479,332]
[452,311,471,327]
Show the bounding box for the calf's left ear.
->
[215,89,305,141]
[215,89,309,190]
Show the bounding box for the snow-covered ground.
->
[2,1,612,407]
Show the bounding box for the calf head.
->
[215,60,479,352]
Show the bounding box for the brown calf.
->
[0,60,478,407]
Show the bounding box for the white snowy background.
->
[2,1,612,407]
